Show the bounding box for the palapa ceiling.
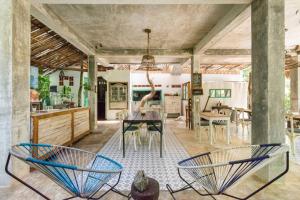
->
[31,17,88,74]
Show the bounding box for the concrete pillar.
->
[290,55,300,112]
[0,0,31,186]
[191,54,201,129]
[88,55,97,130]
[251,0,285,180]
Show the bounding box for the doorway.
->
[97,76,107,120]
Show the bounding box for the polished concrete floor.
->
[0,119,299,200]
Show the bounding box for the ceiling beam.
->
[109,62,181,65]
[194,4,250,55]
[204,49,251,56]
[31,2,95,55]
[96,48,192,57]
[32,0,252,4]
[180,58,191,68]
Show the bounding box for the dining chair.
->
[195,119,210,142]
[118,110,142,151]
[285,113,300,155]
[148,112,167,151]
[239,108,252,137]
[211,108,233,141]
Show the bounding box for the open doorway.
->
[97,76,107,120]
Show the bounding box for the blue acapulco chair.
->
[166,143,289,200]
[5,143,128,200]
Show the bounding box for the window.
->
[69,76,74,86]
[209,89,231,98]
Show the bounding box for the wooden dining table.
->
[122,111,163,158]
[200,112,231,145]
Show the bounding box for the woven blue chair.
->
[166,143,289,200]
[5,143,127,200]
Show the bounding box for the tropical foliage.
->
[38,75,51,105]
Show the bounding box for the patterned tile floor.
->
[1,119,300,200]
[98,124,191,190]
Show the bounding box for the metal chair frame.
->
[5,143,129,200]
[166,144,289,200]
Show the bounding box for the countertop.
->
[31,107,89,117]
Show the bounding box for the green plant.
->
[60,85,72,100]
[38,75,51,105]
[83,81,91,91]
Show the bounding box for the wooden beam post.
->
[78,55,84,107]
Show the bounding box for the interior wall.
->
[94,70,247,120]
[130,72,190,111]
[98,70,130,120]
[48,70,88,106]
[200,81,248,111]
[200,74,248,110]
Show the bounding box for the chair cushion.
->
[199,121,210,126]
[147,122,161,126]
[126,126,140,132]
[213,121,227,125]
[243,119,251,122]
[287,128,300,133]
[148,125,161,131]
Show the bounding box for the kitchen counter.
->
[31,107,90,146]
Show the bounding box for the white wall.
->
[200,74,248,110]
[98,70,130,120]
[200,81,248,111]
[49,70,248,119]
[49,70,88,106]
[130,72,247,112]
[130,72,191,111]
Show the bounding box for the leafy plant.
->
[83,81,91,91]
[60,85,72,100]
[38,75,51,105]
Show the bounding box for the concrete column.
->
[0,0,31,186]
[88,55,97,130]
[251,0,285,180]
[191,54,201,129]
[290,55,300,112]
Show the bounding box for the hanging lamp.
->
[137,29,161,71]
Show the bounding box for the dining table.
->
[122,111,163,158]
[200,112,231,145]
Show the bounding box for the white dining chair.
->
[239,108,252,137]
[118,110,142,151]
[212,108,232,141]
[148,112,167,151]
[286,114,300,156]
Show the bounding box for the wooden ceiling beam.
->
[48,52,81,66]
[30,17,92,70]
[32,41,67,57]
[33,44,73,60]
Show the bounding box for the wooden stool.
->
[131,178,159,200]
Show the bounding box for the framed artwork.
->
[192,73,203,95]
[182,82,191,100]
[109,82,128,110]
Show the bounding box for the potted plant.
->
[37,75,51,108]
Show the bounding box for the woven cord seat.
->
[166,143,289,200]
[5,143,129,200]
